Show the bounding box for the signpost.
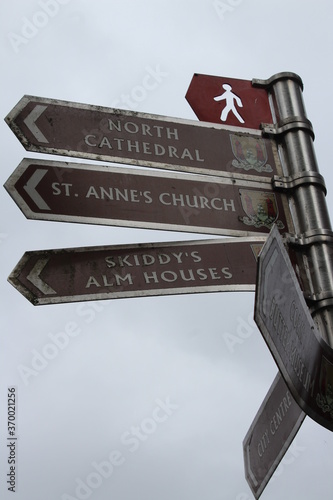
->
[186,73,272,129]
[4,72,333,496]
[243,373,305,498]
[4,158,291,237]
[8,237,264,305]
[255,225,333,432]
[5,95,282,181]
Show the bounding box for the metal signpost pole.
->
[253,72,333,347]
[244,73,333,497]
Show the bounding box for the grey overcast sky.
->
[1,1,333,499]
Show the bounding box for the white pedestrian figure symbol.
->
[214,83,245,124]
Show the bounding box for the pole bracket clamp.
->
[260,116,314,140]
[272,171,326,194]
[284,229,333,247]
[307,294,333,314]
[252,72,304,90]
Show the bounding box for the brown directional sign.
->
[243,373,305,498]
[8,237,265,305]
[255,225,333,432]
[5,159,292,237]
[5,95,282,181]
[186,73,272,129]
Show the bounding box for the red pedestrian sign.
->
[5,95,281,181]
[5,158,292,238]
[8,237,264,305]
[186,73,273,129]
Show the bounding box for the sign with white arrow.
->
[5,95,283,181]
[8,237,265,305]
[4,158,292,237]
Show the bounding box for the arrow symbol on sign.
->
[23,104,49,143]
[27,258,56,295]
[23,169,51,210]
